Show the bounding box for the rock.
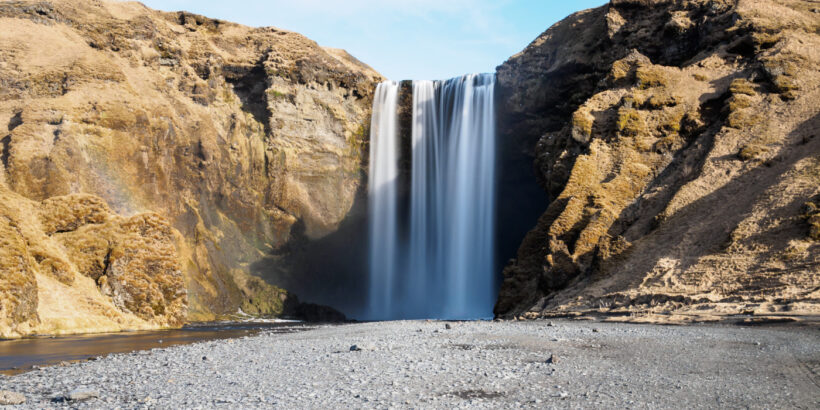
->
[547,321,555,327]
[350,343,376,352]
[0,391,25,405]
[547,354,559,364]
[494,0,820,322]
[445,323,452,330]
[592,328,599,333]
[66,388,99,401]
[292,303,347,323]
[0,0,381,338]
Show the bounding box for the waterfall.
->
[367,74,496,320]
[367,81,400,318]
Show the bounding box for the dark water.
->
[0,321,315,375]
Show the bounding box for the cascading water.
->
[367,74,496,320]
[367,81,401,318]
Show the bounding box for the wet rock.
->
[293,303,347,323]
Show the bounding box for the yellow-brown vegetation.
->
[0,186,186,338]
[804,199,820,241]
[729,79,756,96]
[635,65,670,89]
[738,144,768,161]
[496,0,820,322]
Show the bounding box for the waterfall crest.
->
[367,74,496,320]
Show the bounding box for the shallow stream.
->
[0,321,314,375]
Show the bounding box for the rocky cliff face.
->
[496,0,820,322]
[0,0,380,336]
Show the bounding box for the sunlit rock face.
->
[0,189,186,338]
[0,0,382,335]
[495,0,820,321]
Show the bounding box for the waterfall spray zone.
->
[367,74,497,320]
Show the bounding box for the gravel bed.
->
[1,320,818,408]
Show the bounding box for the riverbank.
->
[0,321,311,376]
[1,319,818,408]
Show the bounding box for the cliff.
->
[0,0,380,337]
[495,0,820,322]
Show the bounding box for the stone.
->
[494,0,820,323]
[0,391,25,405]
[66,388,99,401]
[547,354,559,364]
[445,323,452,330]
[0,0,381,338]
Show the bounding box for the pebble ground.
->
[1,319,818,409]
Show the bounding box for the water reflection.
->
[0,321,314,375]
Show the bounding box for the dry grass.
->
[738,144,769,161]
[572,109,595,143]
[0,187,187,337]
[617,108,647,137]
[804,199,820,241]
[39,194,110,235]
[635,65,670,89]
[729,79,756,96]
[727,110,763,129]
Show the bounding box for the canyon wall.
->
[496,0,820,322]
[0,0,380,337]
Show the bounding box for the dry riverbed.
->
[0,320,818,408]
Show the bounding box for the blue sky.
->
[138,0,606,80]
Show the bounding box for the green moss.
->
[240,276,290,317]
[265,89,288,100]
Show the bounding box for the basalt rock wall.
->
[0,0,381,336]
[495,0,820,322]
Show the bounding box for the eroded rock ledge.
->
[496,0,820,322]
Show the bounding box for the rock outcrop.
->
[496,0,820,322]
[0,189,186,338]
[0,0,379,336]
